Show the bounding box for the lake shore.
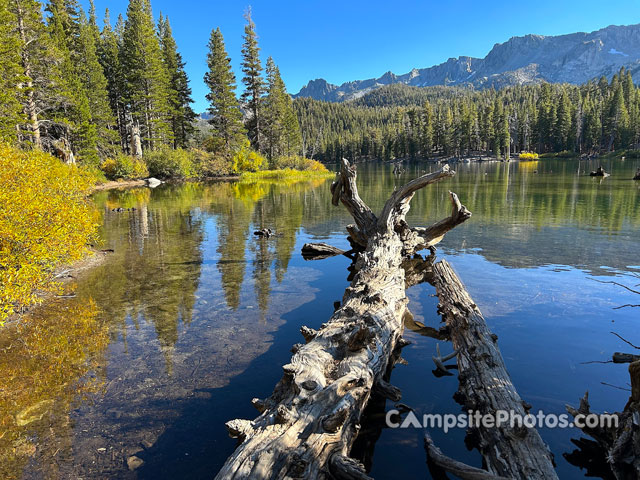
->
[1,248,113,328]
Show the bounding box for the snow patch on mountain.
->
[609,47,629,56]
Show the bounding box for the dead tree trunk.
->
[431,260,558,479]
[130,123,142,158]
[15,0,41,149]
[215,159,470,479]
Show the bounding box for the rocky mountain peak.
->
[294,23,640,102]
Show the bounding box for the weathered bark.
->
[52,137,75,164]
[631,361,640,403]
[215,160,470,479]
[431,260,558,479]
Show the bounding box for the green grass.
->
[239,168,334,182]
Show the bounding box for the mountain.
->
[294,24,640,102]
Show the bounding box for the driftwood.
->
[431,260,558,479]
[590,166,609,177]
[215,159,470,479]
[565,388,640,479]
[567,332,640,479]
[424,431,510,480]
[254,228,274,238]
[302,242,349,260]
[613,352,640,364]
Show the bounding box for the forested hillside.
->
[1,0,314,178]
[0,0,197,164]
[295,71,640,162]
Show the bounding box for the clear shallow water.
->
[1,159,639,479]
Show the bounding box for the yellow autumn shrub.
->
[519,151,539,160]
[0,144,99,324]
[232,140,266,173]
[271,155,329,172]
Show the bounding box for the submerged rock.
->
[127,455,144,471]
[16,399,54,426]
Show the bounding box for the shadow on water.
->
[134,254,351,479]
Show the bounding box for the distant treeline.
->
[294,70,640,162]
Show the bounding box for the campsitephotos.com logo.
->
[385,409,619,433]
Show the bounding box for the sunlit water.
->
[1,158,639,479]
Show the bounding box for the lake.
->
[1,158,639,479]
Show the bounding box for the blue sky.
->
[82,0,640,113]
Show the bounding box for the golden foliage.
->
[519,152,540,161]
[0,144,99,323]
[232,140,267,173]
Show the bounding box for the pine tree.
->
[10,0,61,148]
[240,8,265,152]
[263,57,301,160]
[99,9,128,151]
[421,101,433,154]
[77,13,117,158]
[0,0,24,141]
[204,27,244,152]
[44,0,115,163]
[121,0,172,150]
[606,82,630,150]
[158,14,195,148]
[555,89,572,151]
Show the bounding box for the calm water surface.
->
[1,158,639,479]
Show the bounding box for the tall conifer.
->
[240,8,264,151]
[204,28,245,152]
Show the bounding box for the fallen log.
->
[431,260,558,479]
[302,242,349,260]
[215,159,470,479]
